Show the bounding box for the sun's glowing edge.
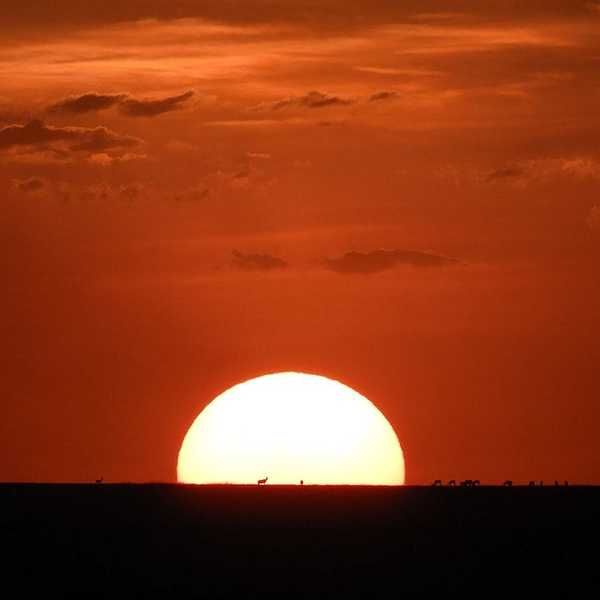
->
[177,372,405,485]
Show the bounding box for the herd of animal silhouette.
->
[93,476,569,486]
[431,479,569,487]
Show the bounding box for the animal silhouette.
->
[432,480,442,486]
[448,480,456,486]
[504,480,513,487]
[257,476,268,486]
[95,477,103,484]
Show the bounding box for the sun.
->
[177,372,405,485]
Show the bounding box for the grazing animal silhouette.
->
[472,480,480,486]
[529,481,536,486]
[432,480,442,486]
[95,477,103,484]
[448,480,456,486]
[257,476,268,486]
[504,480,513,487]
[564,480,569,486]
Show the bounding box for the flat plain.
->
[2,484,598,598]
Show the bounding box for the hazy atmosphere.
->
[2,1,600,484]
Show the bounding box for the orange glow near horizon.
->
[177,372,405,485]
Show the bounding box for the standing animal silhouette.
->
[257,476,268,486]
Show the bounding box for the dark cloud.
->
[0,120,141,155]
[486,166,526,182]
[369,91,400,102]
[231,250,288,271]
[118,90,195,117]
[1,1,591,32]
[484,158,600,185]
[48,93,127,114]
[12,177,45,193]
[256,91,354,111]
[324,249,459,274]
[0,119,77,149]
[68,126,140,153]
[47,91,194,117]
[174,187,210,203]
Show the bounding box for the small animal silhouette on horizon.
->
[257,476,268,486]
[95,477,103,484]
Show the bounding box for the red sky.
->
[2,1,600,484]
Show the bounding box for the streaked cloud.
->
[254,91,354,111]
[12,176,45,193]
[231,250,288,271]
[48,90,195,117]
[48,92,127,114]
[323,249,459,274]
[368,91,400,102]
[119,90,195,117]
[0,120,141,156]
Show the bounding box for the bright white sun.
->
[177,372,405,485]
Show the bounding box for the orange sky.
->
[2,1,600,484]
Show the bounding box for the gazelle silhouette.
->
[257,476,268,486]
[432,480,442,486]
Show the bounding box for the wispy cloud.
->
[48,92,127,114]
[253,91,354,111]
[12,176,45,193]
[48,90,195,117]
[231,250,288,271]
[323,249,459,274]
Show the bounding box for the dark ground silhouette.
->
[1,484,599,598]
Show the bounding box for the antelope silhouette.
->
[257,476,268,486]
[432,480,442,486]
[448,480,456,486]
[504,480,513,487]
[95,477,103,484]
